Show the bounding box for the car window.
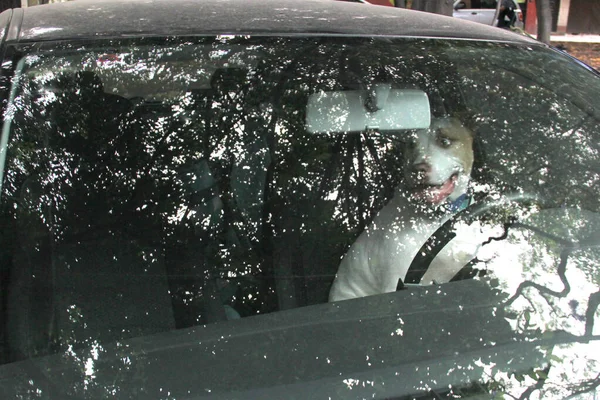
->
[480,0,497,8]
[456,0,498,9]
[0,36,599,399]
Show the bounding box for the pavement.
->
[549,34,600,43]
[547,35,600,69]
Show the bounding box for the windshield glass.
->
[0,36,599,399]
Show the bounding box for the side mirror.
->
[454,2,467,10]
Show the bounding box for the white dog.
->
[329,117,482,302]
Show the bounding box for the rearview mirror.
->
[306,86,431,134]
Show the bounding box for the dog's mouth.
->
[410,173,458,205]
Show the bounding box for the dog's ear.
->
[446,111,491,189]
[448,111,476,138]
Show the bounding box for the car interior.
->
[1,42,456,361]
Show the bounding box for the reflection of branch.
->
[517,366,549,400]
[522,282,561,318]
[505,248,572,307]
[534,330,599,347]
[501,331,599,399]
[585,290,600,336]
[517,296,560,331]
[481,221,512,246]
[564,372,600,400]
[515,332,599,400]
[512,222,573,246]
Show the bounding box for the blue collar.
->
[446,193,471,213]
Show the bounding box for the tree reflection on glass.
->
[0,36,598,399]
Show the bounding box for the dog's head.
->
[403,117,474,206]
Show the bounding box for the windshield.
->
[0,36,599,399]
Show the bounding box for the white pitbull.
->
[329,117,482,302]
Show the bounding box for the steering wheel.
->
[398,193,541,289]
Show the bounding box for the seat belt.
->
[397,195,471,289]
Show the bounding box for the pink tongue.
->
[414,175,457,205]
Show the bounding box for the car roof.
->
[1,0,537,44]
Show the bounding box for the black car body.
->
[0,1,598,399]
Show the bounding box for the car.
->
[453,0,524,29]
[0,0,598,399]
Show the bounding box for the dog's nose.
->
[410,162,431,183]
